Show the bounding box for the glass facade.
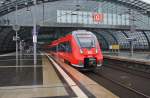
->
[144,31,150,42]
[124,31,149,49]
[111,31,129,49]
[95,30,150,50]
[95,33,108,49]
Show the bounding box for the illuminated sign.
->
[92,13,103,22]
[57,10,105,24]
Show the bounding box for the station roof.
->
[0,0,150,53]
[0,0,150,16]
[114,0,150,15]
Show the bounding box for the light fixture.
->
[25,2,30,11]
[0,1,4,4]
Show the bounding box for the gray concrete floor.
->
[0,53,69,98]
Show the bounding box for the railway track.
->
[84,67,150,98]
[48,54,150,98]
[104,64,150,79]
[104,58,150,75]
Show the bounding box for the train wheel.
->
[64,59,70,65]
[64,59,67,63]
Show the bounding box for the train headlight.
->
[79,60,83,65]
[80,49,83,54]
[95,48,98,54]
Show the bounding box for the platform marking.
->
[0,53,42,57]
[0,84,65,90]
[0,65,42,68]
[0,52,15,56]
[46,54,88,98]
[0,59,41,61]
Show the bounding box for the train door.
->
[65,41,72,64]
[58,43,65,59]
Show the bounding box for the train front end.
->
[72,30,103,70]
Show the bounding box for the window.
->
[50,46,56,52]
[58,41,72,53]
[58,43,66,52]
[76,34,96,48]
[66,42,72,53]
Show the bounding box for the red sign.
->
[92,13,103,22]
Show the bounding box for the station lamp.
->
[0,1,4,5]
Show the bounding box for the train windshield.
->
[76,34,96,48]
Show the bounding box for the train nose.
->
[82,48,96,55]
[84,58,97,68]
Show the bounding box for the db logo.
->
[93,13,103,22]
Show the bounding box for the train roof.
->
[49,34,72,46]
[71,30,94,35]
[49,30,95,47]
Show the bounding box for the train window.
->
[58,44,65,52]
[51,46,56,52]
[76,34,96,48]
[57,42,72,53]
[66,41,72,53]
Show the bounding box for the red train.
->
[48,30,103,70]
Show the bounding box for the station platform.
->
[0,53,69,98]
[0,52,119,98]
[103,51,150,65]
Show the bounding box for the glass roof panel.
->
[0,0,150,17]
[140,0,150,4]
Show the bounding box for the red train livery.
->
[48,30,103,70]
